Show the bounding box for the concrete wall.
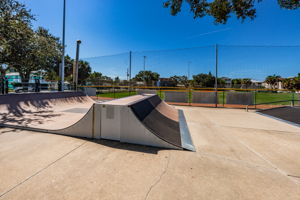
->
[226,92,254,105]
[192,92,218,104]
[164,91,188,103]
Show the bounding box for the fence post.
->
[113,82,116,99]
[292,91,295,107]
[254,90,257,109]
[129,51,132,96]
[215,44,219,108]
[222,90,225,107]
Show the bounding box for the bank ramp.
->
[0,92,195,151]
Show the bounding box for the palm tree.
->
[265,75,281,89]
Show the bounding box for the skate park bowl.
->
[0,92,195,151]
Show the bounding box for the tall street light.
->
[60,0,66,91]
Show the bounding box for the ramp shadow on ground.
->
[83,138,165,155]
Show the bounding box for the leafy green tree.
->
[1,0,62,84]
[282,73,300,90]
[164,0,300,24]
[0,0,35,77]
[114,76,120,84]
[241,78,252,89]
[265,74,281,89]
[170,75,189,87]
[192,72,215,87]
[61,55,91,85]
[134,70,160,86]
[87,71,103,84]
[231,78,242,88]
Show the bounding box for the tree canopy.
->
[0,0,93,85]
[134,71,160,86]
[164,0,300,24]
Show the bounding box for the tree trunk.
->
[20,72,31,92]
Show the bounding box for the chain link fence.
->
[80,45,299,108]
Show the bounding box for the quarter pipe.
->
[0,92,195,151]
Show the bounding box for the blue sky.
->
[23,0,300,80]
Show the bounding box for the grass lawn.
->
[255,92,297,105]
[98,91,137,98]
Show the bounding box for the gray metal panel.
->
[178,110,195,151]
[100,105,121,141]
[137,89,157,95]
[93,104,102,139]
[192,92,218,104]
[120,106,179,149]
[226,92,254,105]
[164,91,188,103]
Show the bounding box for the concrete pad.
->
[0,106,300,200]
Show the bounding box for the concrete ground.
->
[0,107,300,200]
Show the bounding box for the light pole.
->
[60,0,66,91]
[143,56,146,71]
[143,56,147,85]
[187,61,191,80]
[73,40,81,90]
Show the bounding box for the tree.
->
[0,0,35,78]
[170,75,189,87]
[114,76,120,84]
[87,71,103,85]
[62,55,91,85]
[232,78,242,88]
[241,78,252,89]
[282,73,300,90]
[164,0,300,24]
[265,74,281,89]
[193,72,215,87]
[16,27,61,83]
[134,70,160,86]
[1,0,62,84]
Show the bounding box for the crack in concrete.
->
[0,141,87,198]
[144,152,171,200]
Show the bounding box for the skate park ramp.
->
[0,92,94,130]
[257,106,300,127]
[0,92,195,151]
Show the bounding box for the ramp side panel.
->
[100,105,121,141]
[179,110,196,151]
[93,104,102,139]
[53,104,94,138]
[120,107,179,149]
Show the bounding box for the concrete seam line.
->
[214,122,300,187]
[145,152,171,200]
[222,125,300,136]
[0,141,87,198]
[237,140,300,187]
[196,152,279,173]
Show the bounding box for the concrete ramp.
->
[0,92,195,151]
